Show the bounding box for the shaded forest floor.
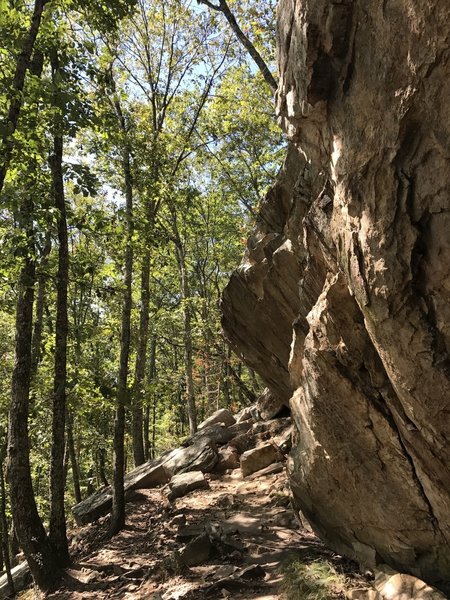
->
[22,467,368,599]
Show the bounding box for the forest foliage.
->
[0,0,283,587]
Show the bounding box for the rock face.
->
[222,0,450,589]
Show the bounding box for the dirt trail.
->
[41,466,362,600]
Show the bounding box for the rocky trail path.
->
[44,464,356,600]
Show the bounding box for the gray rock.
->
[235,406,254,423]
[166,471,208,501]
[374,570,447,600]
[228,421,253,438]
[164,439,218,475]
[198,408,236,430]
[0,562,30,599]
[246,461,284,481]
[272,425,293,454]
[222,0,450,585]
[72,461,170,525]
[179,533,211,566]
[240,442,284,477]
[213,446,240,473]
[181,424,234,448]
[256,388,286,420]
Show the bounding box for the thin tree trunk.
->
[222,358,230,408]
[144,336,156,461]
[174,240,197,435]
[215,343,256,403]
[132,254,150,467]
[30,232,51,380]
[98,449,109,487]
[0,0,48,193]
[66,410,82,504]
[198,0,277,92]
[0,532,3,573]
[110,91,133,535]
[7,195,61,590]
[48,52,70,566]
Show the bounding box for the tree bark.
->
[30,232,51,380]
[132,253,150,467]
[66,410,82,504]
[172,227,197,435]
[0,0,49,193]
[7,194,61,590]
[110,90,133,535]
[48,53,70,565]
[144,335,156,461]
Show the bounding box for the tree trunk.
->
[132,254,150,467]
[7,194,61,590]
[48,53,70,564]
[66,410,82,504]
[0,0,48,193]
[110,91,133,534]
[198,0,277,92]
[174,240,197,435]
[30,232,51,380]
[98,449,109,487]
[144,336,156,461]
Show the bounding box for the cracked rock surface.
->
[222,0,450,590]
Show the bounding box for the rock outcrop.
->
[222,0,450,590]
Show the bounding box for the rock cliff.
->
[222,0,450,589]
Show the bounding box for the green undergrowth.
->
[280,556,347,600]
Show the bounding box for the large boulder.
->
[72,461,170,525]
[72,438,218,525]
[222,0,450,590]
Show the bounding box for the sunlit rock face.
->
[222,0,450,588]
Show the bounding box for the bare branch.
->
[197,0,277,92]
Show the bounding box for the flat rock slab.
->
[181,424,234,448]
[167,471,208,501]
[198,408,236,430]
[240,442,284,477]
[163,439,218,476]
[0,562,30,599]
[72,439,218,525]
[246,462,284,481]
[73,461,170,525]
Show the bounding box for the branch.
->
[197,0,277,92]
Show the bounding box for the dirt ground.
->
[21,466,366,599]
